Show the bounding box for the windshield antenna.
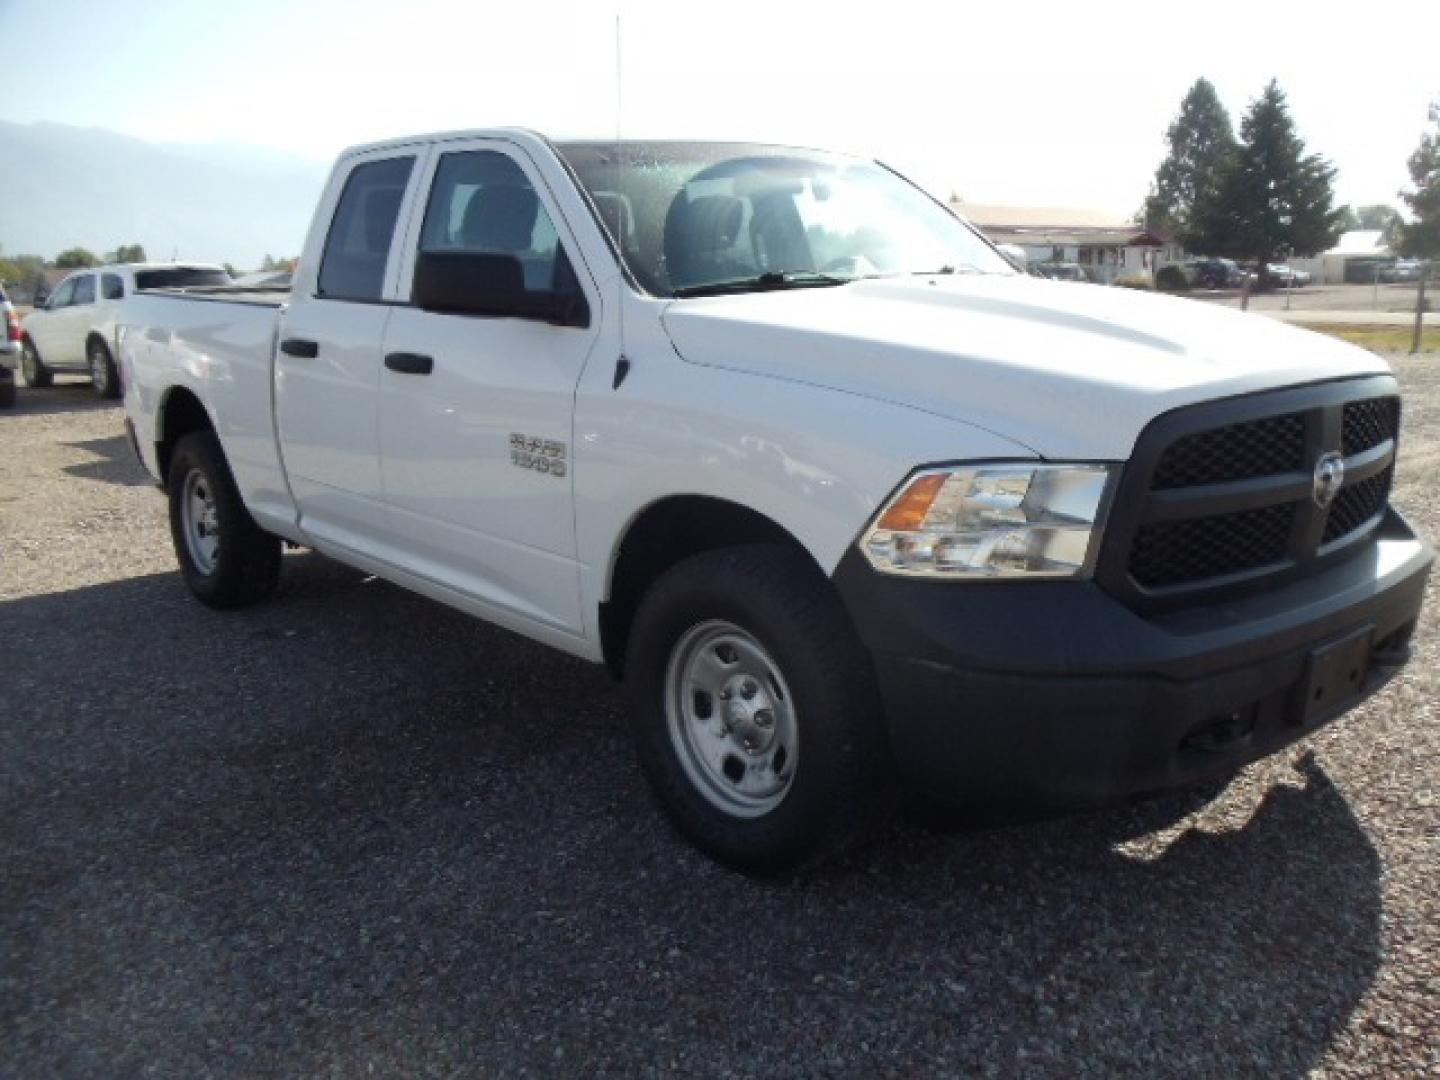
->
[611,13,632,390]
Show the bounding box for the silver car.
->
[20,262,229,398]
[1,284,19,407]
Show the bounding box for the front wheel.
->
[167,431,281,608]
[19,339,52,388]
[88,339,120,399]
[626,545,894,873]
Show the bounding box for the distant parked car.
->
[1379,259,1423,283]
[1265,264,1309,288]
[19,263,230,398]
[1033,262,1093,282]
[0,285,17,407]
[1185,257,1248,289]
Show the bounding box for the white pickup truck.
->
[120,129,1431,872]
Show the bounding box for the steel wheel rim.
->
[180,467,220,575]
[664,619,799,818]
[21,344,37,384]
[89,344,108,392]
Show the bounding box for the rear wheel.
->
[167,431,281,608]
[88,339,120,399]
[627,544,894,873]
[19,339,52,388]
[0,372,14,408]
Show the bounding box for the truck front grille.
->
[1098,377,1401,610]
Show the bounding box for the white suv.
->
[20,263,229,398]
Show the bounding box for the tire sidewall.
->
[88,340,117,398]
[166,431,271,607]
[20,339,48,387]
[628,550,882,872]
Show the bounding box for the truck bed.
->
[140,285,291,308]
[122,288,294,532]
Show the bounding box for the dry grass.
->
[1299,325,1438,354]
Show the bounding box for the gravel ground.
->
[2,365,1437,1078]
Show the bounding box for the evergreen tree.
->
[1198,80,1343,284]
[1399,101,1440,259]
[1143,78,1236,248]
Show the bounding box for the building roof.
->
[1327,230,1389,257]
[951,201,1165,248]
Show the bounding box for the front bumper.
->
[833,508,1431,808]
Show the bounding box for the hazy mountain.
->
[0,122,328,270]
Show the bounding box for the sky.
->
[2,0,1437,218]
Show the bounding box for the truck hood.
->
[659,275,1389,459]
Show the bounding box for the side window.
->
[317,155,415,301]
[417,150,566,293]
[48,279,77,308]
[72,274,96,305]
[102,274,124,300]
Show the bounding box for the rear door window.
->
[318,155,416,301]
[102,274,125,300]
[72,275,96,306]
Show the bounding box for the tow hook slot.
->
[1181,707,1257,754]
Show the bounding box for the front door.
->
[377,141,600,634]
[275,146,427,555]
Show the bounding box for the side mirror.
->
[412,251,588,328]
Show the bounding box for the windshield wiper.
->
[672,271,852,299]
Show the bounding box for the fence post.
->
[1412,267,1428,355]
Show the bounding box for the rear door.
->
[275,146,428,555]
[376,140,601,634]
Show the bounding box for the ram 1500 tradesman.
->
[120,130,1431,872]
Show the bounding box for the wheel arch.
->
[599,494,832,679]
[155,385,217,485]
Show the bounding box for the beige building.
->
[951,202,1176,284]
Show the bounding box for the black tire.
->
[166,430,281,608]
[87,338,121,399]
[0,373,14,408]
[626,544,894,874]
[19,338,52,388]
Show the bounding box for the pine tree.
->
[1399,101,1440,259]
[1143,78,1236,248]
[1198,80,1343,285]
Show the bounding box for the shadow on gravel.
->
[3,380,117,418]
[0,555,1382,1077]
[61,434,153,487]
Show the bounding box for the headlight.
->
[860,463,1113,578]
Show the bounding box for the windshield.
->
[134,267,231,290]
[557,141,1013,298]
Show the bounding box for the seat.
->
[662,194,749,290]
[459,184,540,252]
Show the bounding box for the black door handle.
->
[384,352,434,375]
[280,338,319,359]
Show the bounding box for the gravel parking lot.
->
[2,360,1437,1077]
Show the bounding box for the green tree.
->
[1399,101,1440,259]
[1143,78,1237,248]
[1196,80,1343,285]
[54,247,99,268]
[112,243,147,263]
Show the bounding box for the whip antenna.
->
[611,13,632,390]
